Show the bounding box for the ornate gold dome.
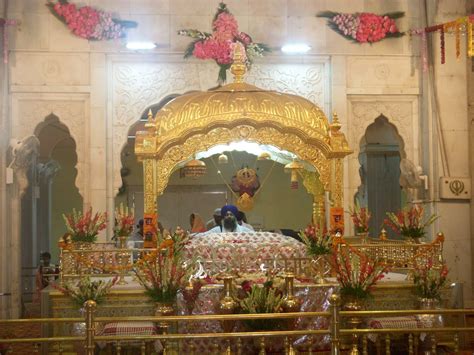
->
[135,47,352,208]
[136,46,350,162]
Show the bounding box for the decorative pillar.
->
[8,136,40,317]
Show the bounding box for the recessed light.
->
[281,43,311,54]
[126,42,157,50]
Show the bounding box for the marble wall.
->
[0,0,472,317]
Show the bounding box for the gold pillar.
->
[333,158,344,208]
[143,159,157,214]
[302,171,326,230]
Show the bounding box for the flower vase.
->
[311,255,330,284]
[118,236,127,249]
[155,301,175,331]
[417,298,442,350]
[356,232,369,244]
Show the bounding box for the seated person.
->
[237,211,254,231]
[190,213,206,233]
[206,205,253,233]
[206,208,222,230]
[34,252,59,302]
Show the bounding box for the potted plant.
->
[298,224,332,283]
[384,204,438,243]
[63,207,107,245]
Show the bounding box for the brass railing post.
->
[84,300,97,355]
[329,294,341,355]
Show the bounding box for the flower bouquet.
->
[349,201,371,238]
[46,0,137,40]
[134,227,194,304]
[299,224,332,256]
[178,2,270,83]
[317,11,404,43]
[239,278,284,331]
[384,204,438,241]
[53,276,117,309]
[113,203,135,240]
[332,247,387,301]
[63,207,107,243]
[413,260,448,301]
[299,224,332,283]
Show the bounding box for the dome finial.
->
[230,42,247,83]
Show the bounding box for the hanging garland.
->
[178,2,270,84]
[317,11,404,43]
[409,14,474,72]
[0,18,20,64]
[46,0,137,40]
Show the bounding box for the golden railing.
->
[1,295,473,354]
[59,238,444,282]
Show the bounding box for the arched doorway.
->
[21,115,82,302]
[356,116,405,238]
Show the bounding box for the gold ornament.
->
[236,192,254,212]
[257,151,271,160]
[235,167,258,188]
[183,158,206,178]
[218,153,228,164]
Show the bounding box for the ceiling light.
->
[126,42,157,50]
[281,43,311,54]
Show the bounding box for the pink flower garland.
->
[179,3,270,83]
[0,19,19,64]
[46,0,137,40]
[318,11,404,44]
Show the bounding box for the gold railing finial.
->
[230,42,247,83]
[330,111,342,134]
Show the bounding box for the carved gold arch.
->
[135,47,352,231]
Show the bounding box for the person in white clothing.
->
[206,205,253,233]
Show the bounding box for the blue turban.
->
[221,204,238,217]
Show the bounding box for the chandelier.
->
[183,158,207,178]
[284,160,304,189]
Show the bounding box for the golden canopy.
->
[135,50,352,228]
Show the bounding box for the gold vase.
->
[282,272,300,313]
[155,301,175,331]
[118,235,127,249]
[311,254,330,284]
[342,297,364,355]
[356,232,369,244]
[217,275,238,333]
